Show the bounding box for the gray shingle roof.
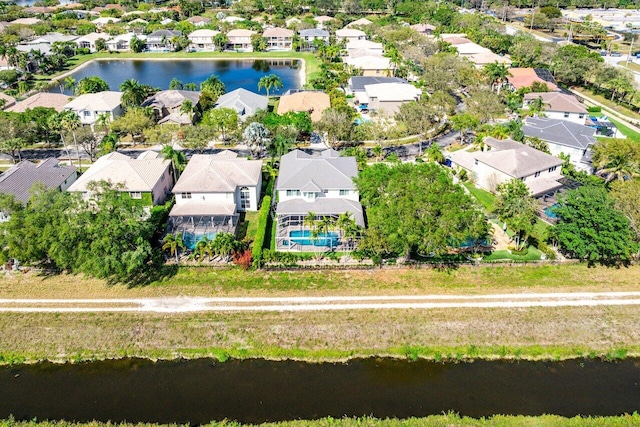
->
[348,76,407,92]
[299,28,330,37]
[276,149,358,191]
[142,90,200,110]
[523,117,596,150]
[214,88,268,119]
[172,152,262,193]
[0,158,77,204]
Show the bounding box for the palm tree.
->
[209,232,238,261]
[593,143,640,182]
[63,76,76,94]
[336,212,358,250]
[484,62,512,94]
[119,79,147,108]
[194,236,213,261]
[527,96,546,117]
[257,74,284,97]
[161,144,186,180]
[162,233,186,262]
[180,99,194,123]
[169,78,183,90]
[371,144,384,162]
[317,215,335,249]
[59,110,81,167]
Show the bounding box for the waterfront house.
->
[214,88,268,121]
[106,33,146,52]
[226,29,257,52]
[277,91,330,122]
[523,92,588,125]
[29,33,78,45]
[262,27,294,51]
[523,117,597,172]
[298,28,330,47]
[147,29,182,51]
[64,91,123,125]
[449,137,564,197]
[75,32,109,52]
[166,151,262,247]
[275,149,364,251]
[141,90,200,125]
[0,159,77,207]
[188,29,220,51]
[68,151,173,206]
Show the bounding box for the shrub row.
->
[251,195,271,268]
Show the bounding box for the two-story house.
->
[359,82,421,115]
[523,117,597,173]
[188,29,220,51]
[75,32,109,52]
[275,149,365,251]
[167,151,262,249]
[226,29,257,52]
[449,137,564,197]
[335,28,366,43]
[106,33,146,51]
[67,151,173,206]
[146,29,182,51]
[262,27,294,51]
[187,16,212,27]
[298,28,330,48]
[141,90,200,125]
[523,92,588,125]
[63,91,123,125]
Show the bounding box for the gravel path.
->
[2,292,640,313]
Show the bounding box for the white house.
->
[166,151,262,245]
[523,92,588,125]
[92,17,121,29]
[106,33,146,51]
[68,151,173,206]
[146,29,182,51]
[275,149,365,251]
[345,39,384,57]
[343,55,394,77]
[226,29,256,51]
[359,82,421,115]
[449,137,564,197]
[262,27,294,51]
[75,32,109,52]
[335,28,366,43]
[64,91,123,125]
[298,28,330,46]
[188,29,220,51]
[523,117,597,173]
[187,16,212,27]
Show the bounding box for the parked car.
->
[610,51,622,57]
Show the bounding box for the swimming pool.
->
[289,230,340,247]
[183,232,218,250]
[544,203,560,219]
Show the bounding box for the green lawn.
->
[463,182,496,212]
[572,87,640,122]
[484,246,543,261]
[606,116,640,142]
[243,211,261,242]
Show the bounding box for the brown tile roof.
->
[6,92,71,113]
[507,68,559,91]
[277,91,330,122]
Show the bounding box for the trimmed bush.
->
[251,195,271,268]
[587,106,601,113]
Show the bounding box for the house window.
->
[474,159,478,166]
[240,186,250,209]
[181,192,192,199]
[323,189,328,194]
[564,112,570,118]
[304,192,316,200]
[130,191,142,199]
[83,111,91,117]
[339,189,349,196]
[286,189,301,197]
[521,176,526,181]
[534,171,541,178]
[548,166,557,172]
[579,114,584,119]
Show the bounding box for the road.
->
[2,291,640,312]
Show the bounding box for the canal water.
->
[55,59,302,95]
[1,357,639,424]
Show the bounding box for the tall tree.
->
[494,179,539,250]
[483,61,512,93]
[592,138,640,182]
[75,76,109,95]
[257,74,284,96]
[120,79,147,109]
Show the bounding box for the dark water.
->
[0,358,639,424]
[55,59,301,95]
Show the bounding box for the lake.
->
[1,357,639,424]
[57,59,302,95]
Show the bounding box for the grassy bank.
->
[3,414,640,426]
[2,265,640,364]
[37,51,322,83]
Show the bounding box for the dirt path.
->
[2,292,640,312]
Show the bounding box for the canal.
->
[1,357,639,424]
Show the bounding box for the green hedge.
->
[251,195,271,268]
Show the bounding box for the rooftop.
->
[6,92,70,113]
[523,92,587,114]
[0,159,77,205]
[277,149,358,191]
[523,117,596,149]
[277,91,330,122]
[64,91,123,112]
[507,68,559,91]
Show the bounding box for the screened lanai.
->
[167,201,238,250]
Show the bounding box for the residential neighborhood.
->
[1,0,640,424]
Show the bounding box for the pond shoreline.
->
[49,54,307,87]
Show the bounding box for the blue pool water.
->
[289,230,340,247]
[183,232,217,250]
[544,203,560,219]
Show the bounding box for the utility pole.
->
[626,35,635,67]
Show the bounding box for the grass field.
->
[606,116,640,142]
[572,87,640,122]
[463,182,495,213]
[2,265,640,363]
[3,414,640,427]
